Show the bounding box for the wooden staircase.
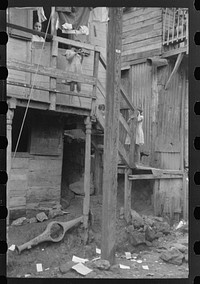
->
[93,53,137,169]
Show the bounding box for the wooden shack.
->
[6,7,188,224]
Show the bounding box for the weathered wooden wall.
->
[121,8,163,67]
[9,112,63,219]
[152,59,187,170]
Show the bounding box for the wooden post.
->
[124,168,132,223]
[83,116,92,230]
[49,7,57,111]
[91,51,100,118]
[6,101,16,225]
[101,8,123,265]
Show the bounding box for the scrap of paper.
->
[92,257,101,262]
[96,248,101,254]
[72,262,93,276]
[142,265,149,270]
[119,264,130,269]
[125,252,132,259]
[137,260,142,263]
[72,255,89,263]
[24,274,31,277]
[36,263,43,272]
[8,245,15,251]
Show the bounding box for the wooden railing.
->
[163,8,188,46]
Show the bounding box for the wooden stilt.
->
[124,168,132,223]
[6,103,15,225]
[83,116,92,230]
[101,8,123,265]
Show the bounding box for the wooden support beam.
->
[165,52,184,90]
[124,168,132,223]
[83,116,92,230]
[128,174,183,180]
[162,47,187,58]
[49,20,57,111]
[101,8,123,265]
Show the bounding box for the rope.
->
[11,11,53,168]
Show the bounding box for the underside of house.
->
[7,7,188,227]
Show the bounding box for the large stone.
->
[59,261,75,274]
[131,210,144,228]
[36,212,48,222]
[93,259,110,270]
[171,243,188,254]
[145,226,157,242]
[154,221,171,235]
[69,174,94,196]
[160,247,184,265]
[11,217,27,226]
[127,225,146,246]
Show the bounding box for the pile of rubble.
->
[119,208,188,266]
[11,204,69,226]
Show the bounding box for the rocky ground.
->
[7,178,188,279]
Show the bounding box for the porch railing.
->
[163,8,188,46]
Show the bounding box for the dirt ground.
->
[7,177,188,279]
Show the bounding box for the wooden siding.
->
[131,62,152,162]
[121,8,163,67]
[153,60,187,169]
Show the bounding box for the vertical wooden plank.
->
[83,116,92,229]
[124,168,132,223]
[49,7,57,110]
[101,8,123,265]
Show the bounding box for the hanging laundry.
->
[91,7,109,22]
[56,7,92,34]
[37,7,47,23]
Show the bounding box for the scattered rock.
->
[171,243,188,253]
[160,247,184,265]
[48,209,64,219]
[28,217,37,224]
[153,216,164,222]
[11,217,27,226]
[59,261,75,274]
[127,225,146,246]
[155,232,163,238]
[93,259,110,270]
[36,212,48,222]
[145,241,152,247]
[131,210,144,228]
[145,226,157,242]
[154,221,171,235]
[119,207,124,219]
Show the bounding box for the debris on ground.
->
[36,212,48,222]
[125,252,132,259]
[59,261,75,274]
[96,248,101,254]
[131,209,144,227]
[8,244,15,251]
[36,263,43,272]
[48,208,64,219]
[72,255,89,263]
[24,274,31,277]
[11,217,27,226]
[160,247,184,265]
[93,259,110,270]
[72,262,93,276]
[28,217,37,224]
[142,265,149,270]
[126,225,146,246]
[119,264,130,269]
